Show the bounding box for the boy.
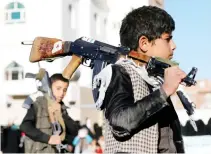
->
[95,6,186,153]
[20,73,79,153]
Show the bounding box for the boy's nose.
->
[171,40,176,51]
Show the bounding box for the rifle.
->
[27,36,198,131]
[28,36,130,79]
[23,68,67,153]
[145,57,198,131]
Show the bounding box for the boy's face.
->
[138,33,176,60]
[52,80,69,103]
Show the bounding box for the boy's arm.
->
[20,104,50,143]
[104,65,169,141]
[62,112,80,145]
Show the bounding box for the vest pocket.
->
[36,116,51,131]
[25,137,52,153]
[36,107,52,129]
[33,142,50,153]
[37,116,52,129]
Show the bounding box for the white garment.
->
[116,57,160,88]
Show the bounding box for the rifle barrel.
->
[21,41,33,45]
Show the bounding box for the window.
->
[94,13,100,35]
[5,2,25,24]
[12,71,19,80]
[5,61,24,81]
[104,18,107,26]
[11,12,21,19]
[103,18,107,33]
[68,4,76,29]
[113,23,116,29]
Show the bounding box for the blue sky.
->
[165,0,211,80]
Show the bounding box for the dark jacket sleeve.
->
[20,104,50,143]
[62,111,80,145]
[104,65,169,141]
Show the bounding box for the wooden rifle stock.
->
[29,37,66,62]
[128,50,151,64]
[29,37,82,80]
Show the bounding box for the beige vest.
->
[24,96,56,153]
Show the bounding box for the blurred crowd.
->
[0,118,105,153]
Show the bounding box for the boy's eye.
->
[57,87,61,90]
[166,38,171,42]
[165,36,172,42]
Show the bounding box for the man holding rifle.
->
[20,73,79,153]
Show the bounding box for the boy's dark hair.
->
[120,6,175,50]
[50,73,69,84]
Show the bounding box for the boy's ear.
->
[138,36,150,53]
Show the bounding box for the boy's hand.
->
[162,66,186,97]
[48,135,61,145]
[66,145,73,152]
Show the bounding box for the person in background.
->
[20,73,79,153]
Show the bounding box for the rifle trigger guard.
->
[81,58,94,68]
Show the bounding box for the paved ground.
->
[183,135,211,154]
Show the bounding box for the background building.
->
[0,0,165,125]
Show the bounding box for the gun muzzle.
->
[21,41,33,45]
